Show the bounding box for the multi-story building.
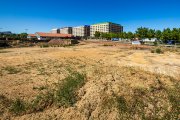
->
[72,25,90,37]
[50,28,60,34]
[60,27,72,34]
[90,22,123,37]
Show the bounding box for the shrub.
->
[155,48,164,54]
[151,48,164,54]
[151,49,155,53]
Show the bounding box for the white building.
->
[72,25,90,37]
[60,27,72,34]
[90,22,123,37]
[50,28,60,34]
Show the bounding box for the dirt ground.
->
[0,42,179,120]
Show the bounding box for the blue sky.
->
[0,0,180,33]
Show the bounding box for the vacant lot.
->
[0,42,179,120]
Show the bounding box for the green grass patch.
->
[55,71,86,107]
[10,99,26,115]
[4,66,21,74]
[7,70,86,115]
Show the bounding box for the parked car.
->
[167,40,175,45]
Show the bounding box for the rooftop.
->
[92,22,121,26]
[35,32,73,38]
[28,34,36,37]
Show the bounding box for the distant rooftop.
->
[92,22,121,26]
[35,32,73,38]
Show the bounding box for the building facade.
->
[60,27,72,34]
[27,32,73,40]
[50,28,60,34]
[90,22,123,37]
[72,25,90,37]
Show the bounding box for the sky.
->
[0,0,180,33]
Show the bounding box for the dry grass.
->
[0,42,179,120]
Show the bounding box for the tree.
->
[126,32,134,40]
[136,27,149,39]
[155,30,162,40]
[161,28,172,42]
[19,33,28,39]
[171,28,179,42]
[147,29,155,39]
[94,31,101,38]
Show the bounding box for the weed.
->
[11,70,87,114]
[33,86,48,91]
[116,96,128,113]
[10,99,26,115]
[0,95,12,115]
[30,92,54,112]
[151,48,164,54]
[164,83,180,119]
[55,71,86,107]
[156,48,164,54]
[4,66,21,74]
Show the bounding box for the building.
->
[28,32,73,40]
[27,34,37,40]
[60,27,72,34]
[72,25,90,37]
[50,28,60,34]
[90,22,123,37]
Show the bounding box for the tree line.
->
[0,33,28,40]
[94,27,180,43]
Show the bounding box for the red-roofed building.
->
[27,34,37,40]
[27,32,74,40]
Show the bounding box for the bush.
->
[151,48,164,54]
[155,48,164,54]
